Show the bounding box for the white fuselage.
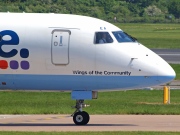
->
[0,13,175,91]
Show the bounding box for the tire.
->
[82,111,90,125]
[73,111,90,125]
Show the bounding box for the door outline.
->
[51,29,71,65]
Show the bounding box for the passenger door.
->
[51,30,71,65]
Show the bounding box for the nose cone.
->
[157,62,176,84]
[139,45,176,85]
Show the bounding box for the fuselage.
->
[0,13,176,91]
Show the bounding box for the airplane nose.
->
[130,51,176,86]
[141,45,176,85]
[157,62,176,84]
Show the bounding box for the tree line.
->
[0,0,180,23]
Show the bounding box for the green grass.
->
[171,64,180,80]
[115,23,180,49]
[0,90,180,115]
[0,132,180,135]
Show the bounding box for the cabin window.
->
[112,31,136,43]
[94,32,113,44]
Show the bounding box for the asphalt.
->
[0,115,180,132]
[151,49,180,64]
[150,80,180,90]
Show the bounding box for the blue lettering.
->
[0,30,19,58]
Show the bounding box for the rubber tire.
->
[73,111,90,125]
[82,111,90,124]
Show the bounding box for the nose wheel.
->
[73,111,90,125]
[72,100,90,125]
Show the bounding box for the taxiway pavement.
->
[0,115,180,132]
[152,49,180,64]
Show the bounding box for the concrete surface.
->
[0,115,180,132]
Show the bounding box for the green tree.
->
[98,0,115,14]
[0,0,179,23]
[168,0,180,18]
[145,5,162,16]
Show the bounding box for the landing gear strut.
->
[72,100,90,125]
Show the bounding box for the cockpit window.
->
[112,31,136,43]
[94,32,113,44]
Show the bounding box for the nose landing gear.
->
[71,100,90,125]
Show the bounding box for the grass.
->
[0,90,180,115]
[171,64,180,80]
[0,132,180,135]
[115,23,180,49]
